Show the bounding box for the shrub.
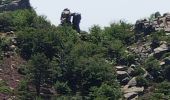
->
[132,66,145,76]
[54,81,71,95]
[136,76,149,87]
[17,80,34,100]
[90,84,122,100]
[144,57,162,82]
[0,86,12,94]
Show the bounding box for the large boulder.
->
[127,67,135,75]
[127,77,137,87]
[123,86,144,100]
[124,92,138,100]
[117,71,130,80]
[115,65,128,71]
[124,86,144,93]
[154,43,170,58]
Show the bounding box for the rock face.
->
[123,86,144,100]
[117,71,130,80]
[154,43,170,58]
[135,12,170,34]
[0,0,31,11]
[124,92,138,100]
[128,42,152,63]
[127,77,137,87]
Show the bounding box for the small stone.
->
[10,31,15,34]
[16,80,20,82]
[160,61,165,65]
[10,87,14,90]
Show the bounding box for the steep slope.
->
[1,0,170,99]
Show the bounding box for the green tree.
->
[90,83,122,100]
[27,53,51,96]
[89,25,103,44]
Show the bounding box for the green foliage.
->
[2,7,170,100]
[17,27,56,59]
[132,66,145,76]
[17,80,34,100]
[90,83,122,100]
[155,81,170,95]
[0,80,7,86]
[136,76,149,87]
[161,52,170,59]
[140,81,170,100]
[0,12,13,32]
[0,9,37,31]
[148,31,167,49]
[141,93,169,100]
[0,86,12,94]
[103,21,134,45]
[0,80,12,94]
[0,9,137,99]
[70,41,105,58]
[144,57,162,82]
[52,93,83,100]
[10,9,36,29]
[27,53,51,96]
[61,56,118,95]
[0,9,52,32]
[89,25,103,44]
[54,81,71,94]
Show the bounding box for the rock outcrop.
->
[154,42,170,58]
[0,0,31,11]
[135,12,170,34]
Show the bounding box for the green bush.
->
[141,82,170,100]
[90,83,122,100]
[54,81,71,94]
[0,86,12,94]
[144,57,162,82]
[17,80,34,100]
[155,81,170,95]
[0,80,12,94]
[0,80,7,86]
[132,66,145,76]
[136,76,149,87]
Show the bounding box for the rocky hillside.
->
[117,37,170,99]
[0,0,170,100]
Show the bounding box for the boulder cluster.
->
[116,41,170,99]
[135,13,170,35]
[116,65,146,100]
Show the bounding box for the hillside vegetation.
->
[0,5,170,100]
